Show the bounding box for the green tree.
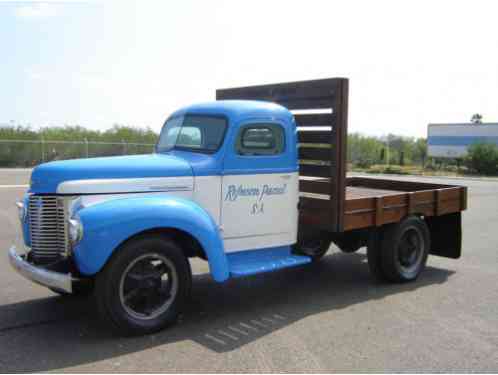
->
[465,143,498,175]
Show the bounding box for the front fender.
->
[73,196,229,282]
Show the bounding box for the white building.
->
[427,123,498,158]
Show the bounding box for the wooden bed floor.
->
[300,186,406,200]
[346,186,405,199]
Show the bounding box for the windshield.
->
[156,115,228,154]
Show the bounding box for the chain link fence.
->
[0,139,156,168]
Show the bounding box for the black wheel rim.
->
[119,253,178,320]
[397,227,424,273]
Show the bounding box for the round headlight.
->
[68,217,83,244]
[16,201,26,222]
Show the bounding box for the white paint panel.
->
[57,176,193,194]
[193,176,222,225]
[221,172,299,251]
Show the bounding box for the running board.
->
[227,246,312,278]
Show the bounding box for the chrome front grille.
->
[28,195,68,264]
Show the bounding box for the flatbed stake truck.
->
[9,78,467,335]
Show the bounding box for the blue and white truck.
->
[9,78,467,335]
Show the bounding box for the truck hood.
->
[30,154,193,194]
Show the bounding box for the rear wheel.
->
[380,216,430,282]
[95,235,192,336]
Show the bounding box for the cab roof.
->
[169,100,294,124]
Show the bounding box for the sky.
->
[1,0,497,138]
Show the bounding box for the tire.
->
[380,216,430,282]
[95,234,192,336]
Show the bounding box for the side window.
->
[236,124,285,156]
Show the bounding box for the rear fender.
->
[73,196,229,281]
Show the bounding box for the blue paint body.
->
[21,194,30,247]
[227,246,311,278]
[24,100,306,281]
[73,196,229,281]
[30,154,192,194]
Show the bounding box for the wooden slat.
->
[217,77,339,102]
[344,212,375,231]
[299,179,331,195]
[279,98,333,110]
[438,188,462,201]
[438,200,462,215]
[382,194,405,207]
[298,130,332,144]
[299,164,331,178]
[298,147,331,161]
[411,190,435,203]
[345,197,375,212]
[382,206,406,225]
[294,113,333,127]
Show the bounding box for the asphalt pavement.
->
[0,169,497,372]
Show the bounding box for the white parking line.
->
[0,185,29,188]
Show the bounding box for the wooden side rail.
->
[343,185,467,231]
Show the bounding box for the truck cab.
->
[159,101,300,253]
[9,78,466,335]
[10,100,309,335]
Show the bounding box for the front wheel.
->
[95,235,192,336]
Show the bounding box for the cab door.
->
[221,122,299,252]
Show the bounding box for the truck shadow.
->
[0,251,454,372]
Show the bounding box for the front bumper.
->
[8,246,76,294]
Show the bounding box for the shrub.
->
[465,143,498,175]
[355,158,374,169]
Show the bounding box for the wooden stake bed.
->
[300,177,467,232]
[217,78,467,235]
